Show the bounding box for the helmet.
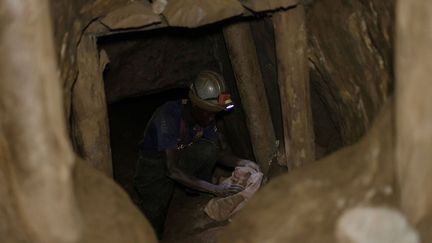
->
[189,70,234,112]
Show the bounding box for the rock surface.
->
[73,159,158,243]
[100,29,220,104]
[218,101,397,243]
[307,0,394,144]
[396,0,432,233]
[336,207,419,243]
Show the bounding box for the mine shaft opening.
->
[97,21,343,242]
[98,26,255,242]
[105,89,237,242]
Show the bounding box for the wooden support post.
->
[223,22,277,177]
[273,6,315,169]
[72,35,113,177]
[210,33,255,160]
[396,0,432,226]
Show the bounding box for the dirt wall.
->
[50,0,128,122]
[100,28,220,103]
[307,0,394,144]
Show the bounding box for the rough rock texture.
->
[307,0,394,145]
[218,101,397,243]
[163,0,244,27]
[73,159,158,243]
[417,215,432,243]
[0,0,157,242]
[336,207,419,243]
[0,1,81,242]
[162,190,227,243]
[310,83,343,158]
[100,1,161,30]
[101,28,220,103]
[50,0,128,122]
[240,0,298,12]
[245,0,394,161]
[395,0,432,239]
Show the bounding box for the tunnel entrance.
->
[106,89,227,242]
[99,27,248,242]
[107,89,187,201]
[98,20,343,242]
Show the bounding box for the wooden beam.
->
[273,6,315,169]
[72,35,113,177]
[223,21,278,178]
[210,33,255,160]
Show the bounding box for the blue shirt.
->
[139,100,218,154]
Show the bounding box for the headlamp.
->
[218,93,235,110]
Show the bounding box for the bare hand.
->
[213,184,244,197]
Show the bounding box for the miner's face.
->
[191,105,216,127]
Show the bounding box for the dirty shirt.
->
[139,100,218,155]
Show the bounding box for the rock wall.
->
[396,0,432,240]
[245,0,394,157]
[50,0,128,122]
[49,0,131,176]
[307,0,394,144]
[219,100,398,243]
[100,28,220,103]
[0,0,157,242]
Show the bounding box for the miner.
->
[134,70,259,237]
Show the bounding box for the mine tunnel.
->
[99,24,343,241]
[1,0,432,243]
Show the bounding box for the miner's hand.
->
[213,184,244,197]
